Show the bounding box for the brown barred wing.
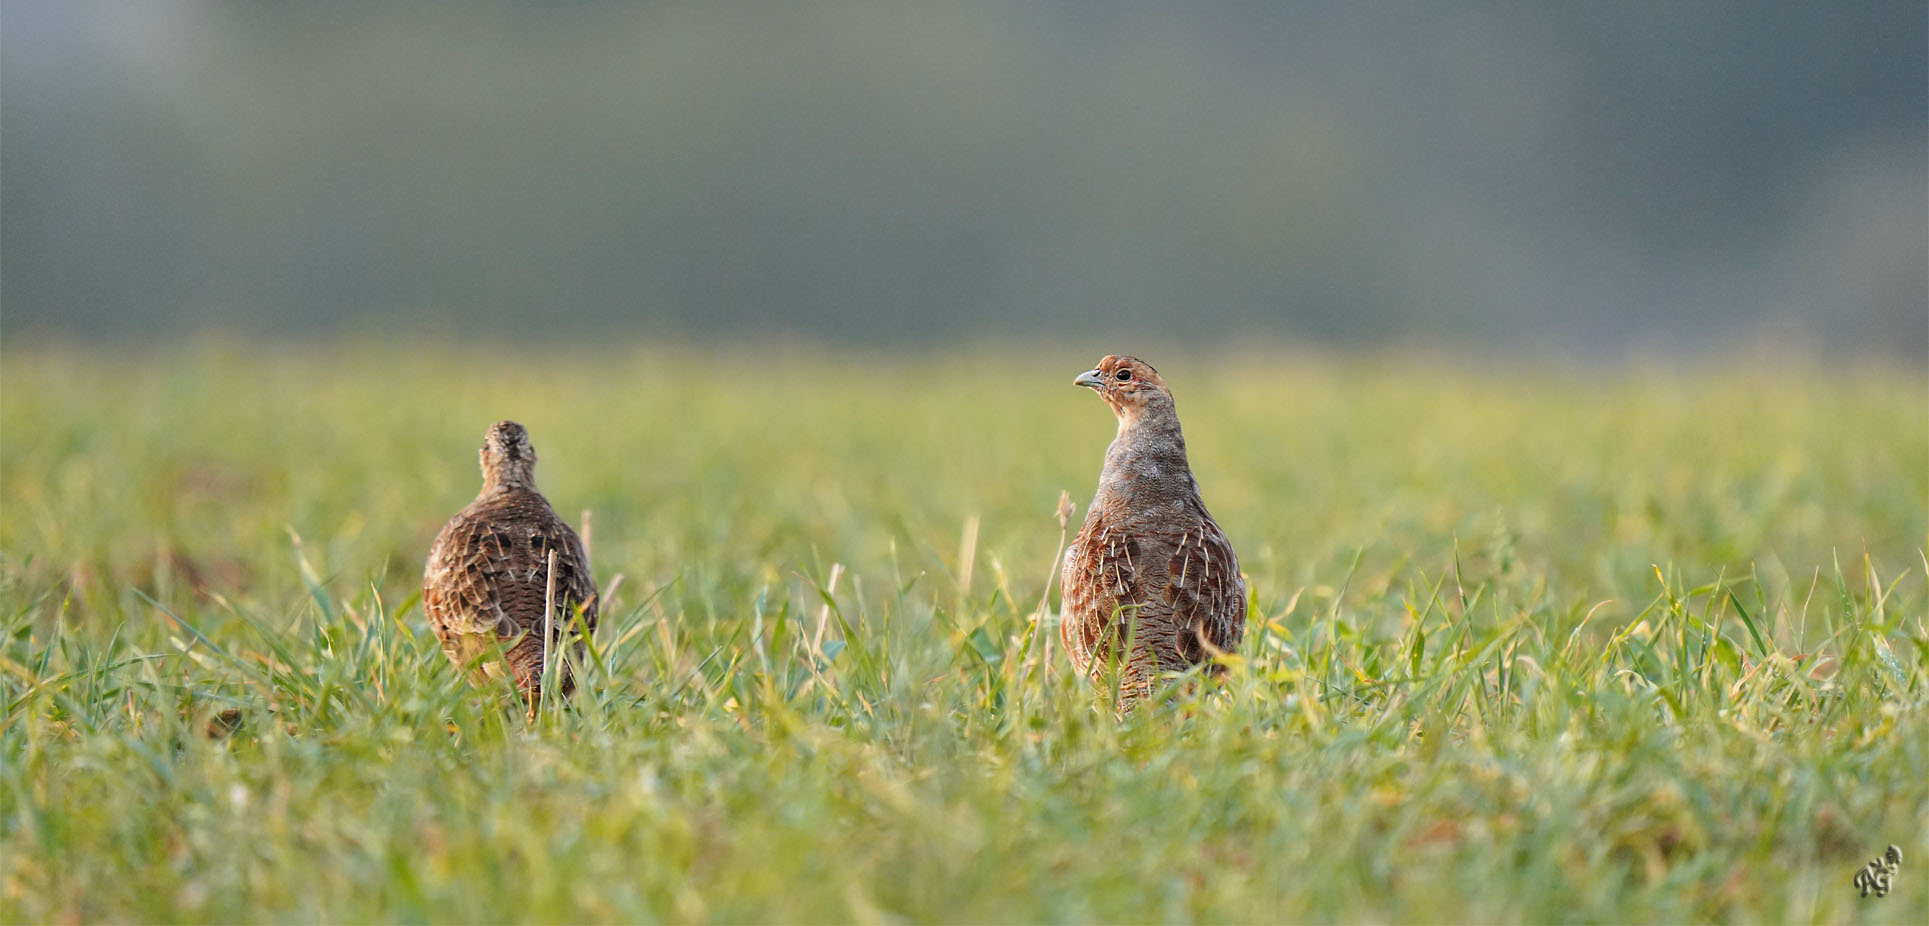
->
[423,512,516,648]
[1158,506,1246,670]
[533,512,598,637]
[1061,513,1155,679]
[423,495,598,695]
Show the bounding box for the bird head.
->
[480,420,538,490]
[1074,355,1171,424]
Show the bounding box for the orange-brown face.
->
[1073,354,1168,417]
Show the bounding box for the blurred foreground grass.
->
[2,342,1925,922]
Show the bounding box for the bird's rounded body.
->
[423,421,596,705]
[1060,355,1245,710]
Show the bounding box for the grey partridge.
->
[424,420,597,706]
[1060,355,1246,709]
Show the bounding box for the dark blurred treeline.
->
[2,2,1923,357]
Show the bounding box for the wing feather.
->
[1157,503,1246,668]
[423,491,598,694]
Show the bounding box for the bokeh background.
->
[3,1,1923,358]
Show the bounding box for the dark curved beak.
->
[1073,369,1106,389]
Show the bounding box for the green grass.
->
[3,341,1925,922]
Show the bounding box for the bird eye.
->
[1115,369,1133,382]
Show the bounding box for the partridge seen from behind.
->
[424,421,597,707]
[1060,356,1246,709]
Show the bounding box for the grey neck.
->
[1095,394,1197,506]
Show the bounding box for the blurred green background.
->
[2,1,1923,357]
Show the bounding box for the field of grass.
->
[3,341,1925,922]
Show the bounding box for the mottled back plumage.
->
[423,421,597,706]
[1060,355,1245,710]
